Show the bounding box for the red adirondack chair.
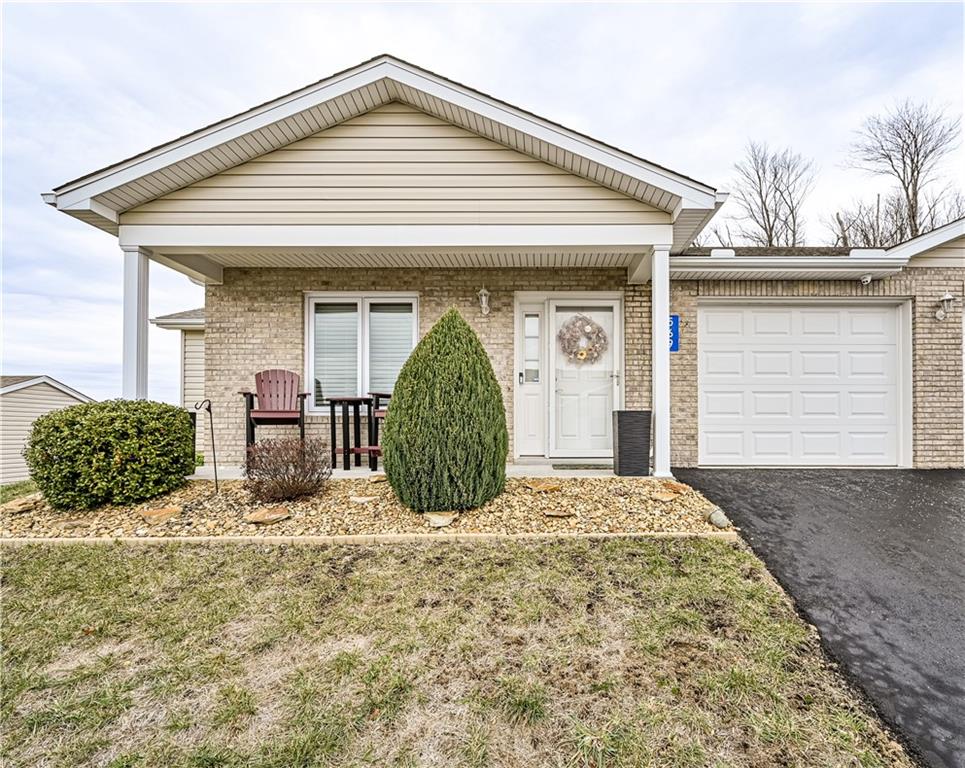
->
[240,369,309,450]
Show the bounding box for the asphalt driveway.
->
[674,468,965,768]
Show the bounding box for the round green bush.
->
[383,308,508,512]
[24,399,196,510]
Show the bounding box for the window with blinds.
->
[308,295,416,407]
[368,303,414,393]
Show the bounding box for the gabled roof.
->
[885,216,965,264]
[151,308,205,330]
[43,54,723,251]
[0,375,94,401]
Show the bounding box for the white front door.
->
[698,303,901,466]
[515,304,546,456]
[549,301,621,457]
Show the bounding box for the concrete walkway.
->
[675,468,965,768]
[192,462,618,481]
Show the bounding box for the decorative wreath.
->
[557,313,609,365]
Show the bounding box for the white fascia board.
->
[0,376,94,402]
[670,254,909,279]
[885,217,965,261]
[120,223,674,249]
[50,56,717,214]
[150,253,224,285]
[151,318,205,331]
[384,63,717,210]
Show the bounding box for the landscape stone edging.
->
[0,531,738,546]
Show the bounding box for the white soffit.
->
[44,55,719,245]
[670,253,910,280]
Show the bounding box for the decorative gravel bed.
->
[0,477,729,539]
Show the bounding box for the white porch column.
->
[651,245,672,477]
[121,246,150,399]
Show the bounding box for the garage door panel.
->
[751,351,792,376]
[699,304,900,466]
[700,309,744,338]
[752,310,792,336]
[703,390,744,418]
[800,310,841,336]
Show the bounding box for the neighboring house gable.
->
[0,377,93,484]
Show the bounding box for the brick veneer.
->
[205,266,964,469]
[205,268,650,466]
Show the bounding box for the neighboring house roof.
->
[0,375,94,401]
[42,54,725,252]
[151,308,205,330]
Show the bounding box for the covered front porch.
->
[121,241,677,476]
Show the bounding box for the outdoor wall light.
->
[478,287,491,315]
[936,292,955,321]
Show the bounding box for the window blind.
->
[313,302,358,402]
[368,303,413,393]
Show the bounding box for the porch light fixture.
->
[936,292,955,321]
[478,287,491,315]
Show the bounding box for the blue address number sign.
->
[669,314,680,352]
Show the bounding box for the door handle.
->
[518,372,524,385]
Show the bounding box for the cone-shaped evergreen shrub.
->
[383,308,508,512]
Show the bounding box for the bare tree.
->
[731,141,816,246]
[848,99,960,237]
[829,192,910,247]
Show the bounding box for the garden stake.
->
[194,399,219,494]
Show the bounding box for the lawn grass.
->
[0,540,909,767]
[0,480,37,505]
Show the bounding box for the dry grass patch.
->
[1,540,909,767]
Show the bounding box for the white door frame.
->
[697,297,913,468]
[514,291,624,459]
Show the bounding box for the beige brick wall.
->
[205,266,964,470]
[205,268,648,466]
[670,267,965,468]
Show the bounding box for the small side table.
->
[367,391,392,471]
[325,396,373,470]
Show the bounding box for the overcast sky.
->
[2,1,962,403]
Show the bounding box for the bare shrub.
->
[244,438,331,502]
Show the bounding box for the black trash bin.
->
[612,410,651,476]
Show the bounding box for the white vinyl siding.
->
[182,331,205,407]
[181,331,205,453]
[121,104,670,227]
[306,294,417,408]
[1,383,87,483]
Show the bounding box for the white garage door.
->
[698,304,900,466]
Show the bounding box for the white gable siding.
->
[0,383,85,483]
[121,104,670,228]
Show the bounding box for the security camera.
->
[859,274,873,286]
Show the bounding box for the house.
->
[42,55,965,473]
[151,308,205,452]
[0,376,94,483]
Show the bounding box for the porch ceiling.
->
[154,245,649,273]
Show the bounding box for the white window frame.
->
[304,292,419,412]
